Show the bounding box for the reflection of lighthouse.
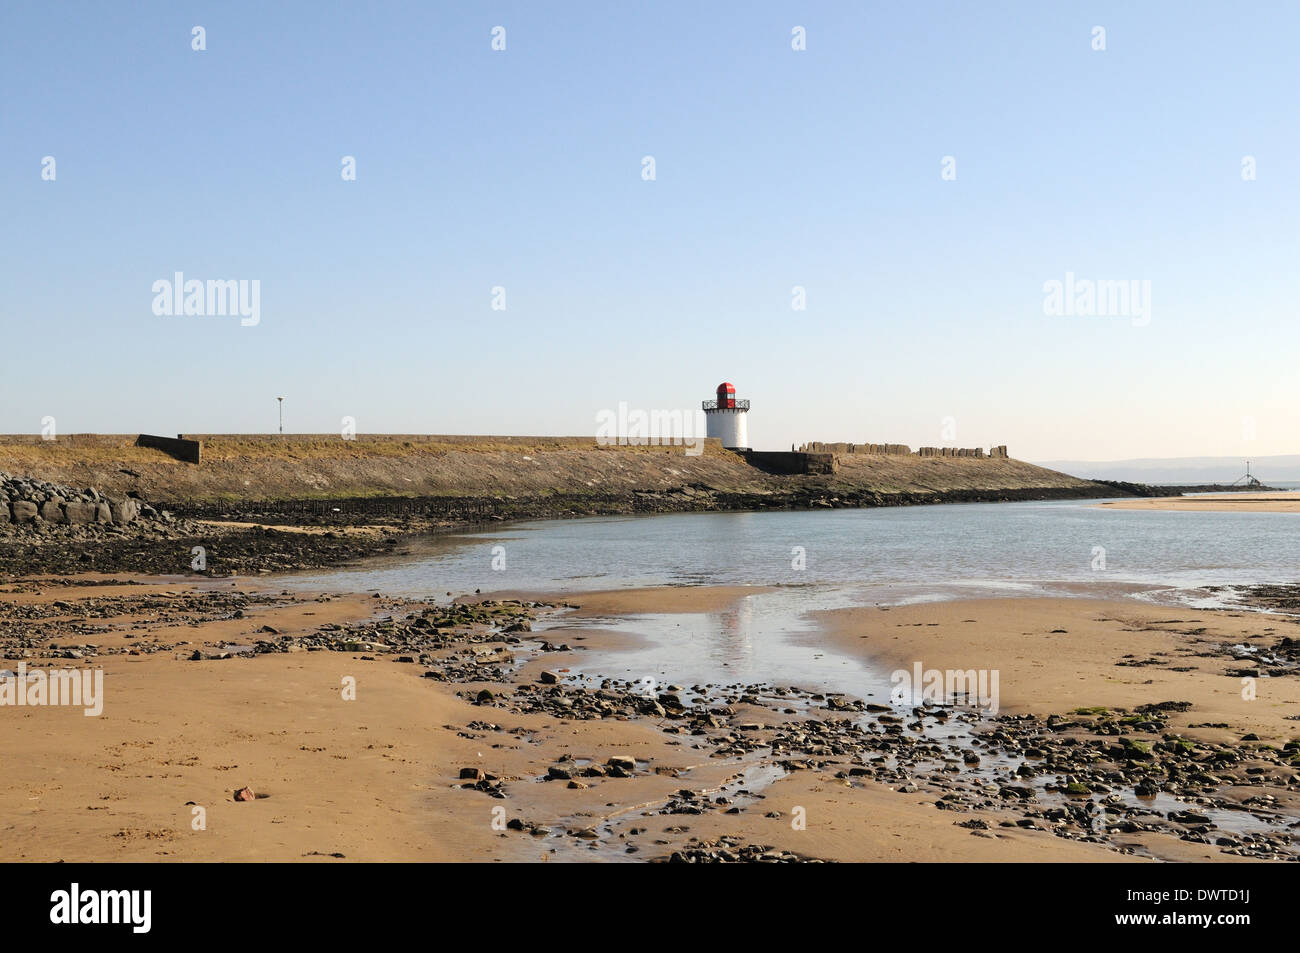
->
[702,381,750,451]
[716,596,756,670]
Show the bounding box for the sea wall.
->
[916,445,1009,458]
[0,434,1099,514]
[800,442,913,455]
[136,434,203,464]
[800,442,1009,459]
[742,450,836,475]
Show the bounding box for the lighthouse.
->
[703,381,750,451]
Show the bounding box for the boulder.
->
[110,498,142,525]
[94,502,112,523]
[39,499,65,523]
[0,497,9,524]
[10,501,37,523]
[64,501,96,524]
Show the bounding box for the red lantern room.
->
[716,382,736,409]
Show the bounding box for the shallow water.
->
[279,498,1300,602]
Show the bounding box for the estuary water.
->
[279,497,1300,607]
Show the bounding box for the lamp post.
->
[276,397,284,435]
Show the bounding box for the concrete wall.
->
[800,442,912,455]
[801,442,1010,459]
[743,451,836,475]
[136,434,202,464]
[918,447,984,458]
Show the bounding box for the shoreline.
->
[1098,494,1300,514]
[1,488,1124,579]
[2,571,1297,862]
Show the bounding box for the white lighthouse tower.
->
[703,381,750,451]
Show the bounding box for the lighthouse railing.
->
[702,399,750,411]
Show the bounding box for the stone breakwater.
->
[0,470,412,577]
[0,472,154,529]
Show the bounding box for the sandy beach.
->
[1099,493,1300,514]
[3,574,1296,863]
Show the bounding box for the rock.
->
[999,784,1036,801]
[94,502,112,523]
[636,697,666,717]
[110,498,142,525]
[538,671,559,685]
[10,501,36,523]
[64,501,96,524]
[233,786,256,802]
[459,767,485,781]
[607,756,637,772]
[340,641,388,653]
[39,500,65,523]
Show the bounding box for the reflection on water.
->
[547,588,887,698]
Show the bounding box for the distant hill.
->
[1033,454,1300,484]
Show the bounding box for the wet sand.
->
[1099,494,1300,513]
[1,576,1296,862]
[813,597,1300,738]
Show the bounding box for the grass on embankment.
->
[0,434,1103,505]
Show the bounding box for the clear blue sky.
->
[3,1,1297,460]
